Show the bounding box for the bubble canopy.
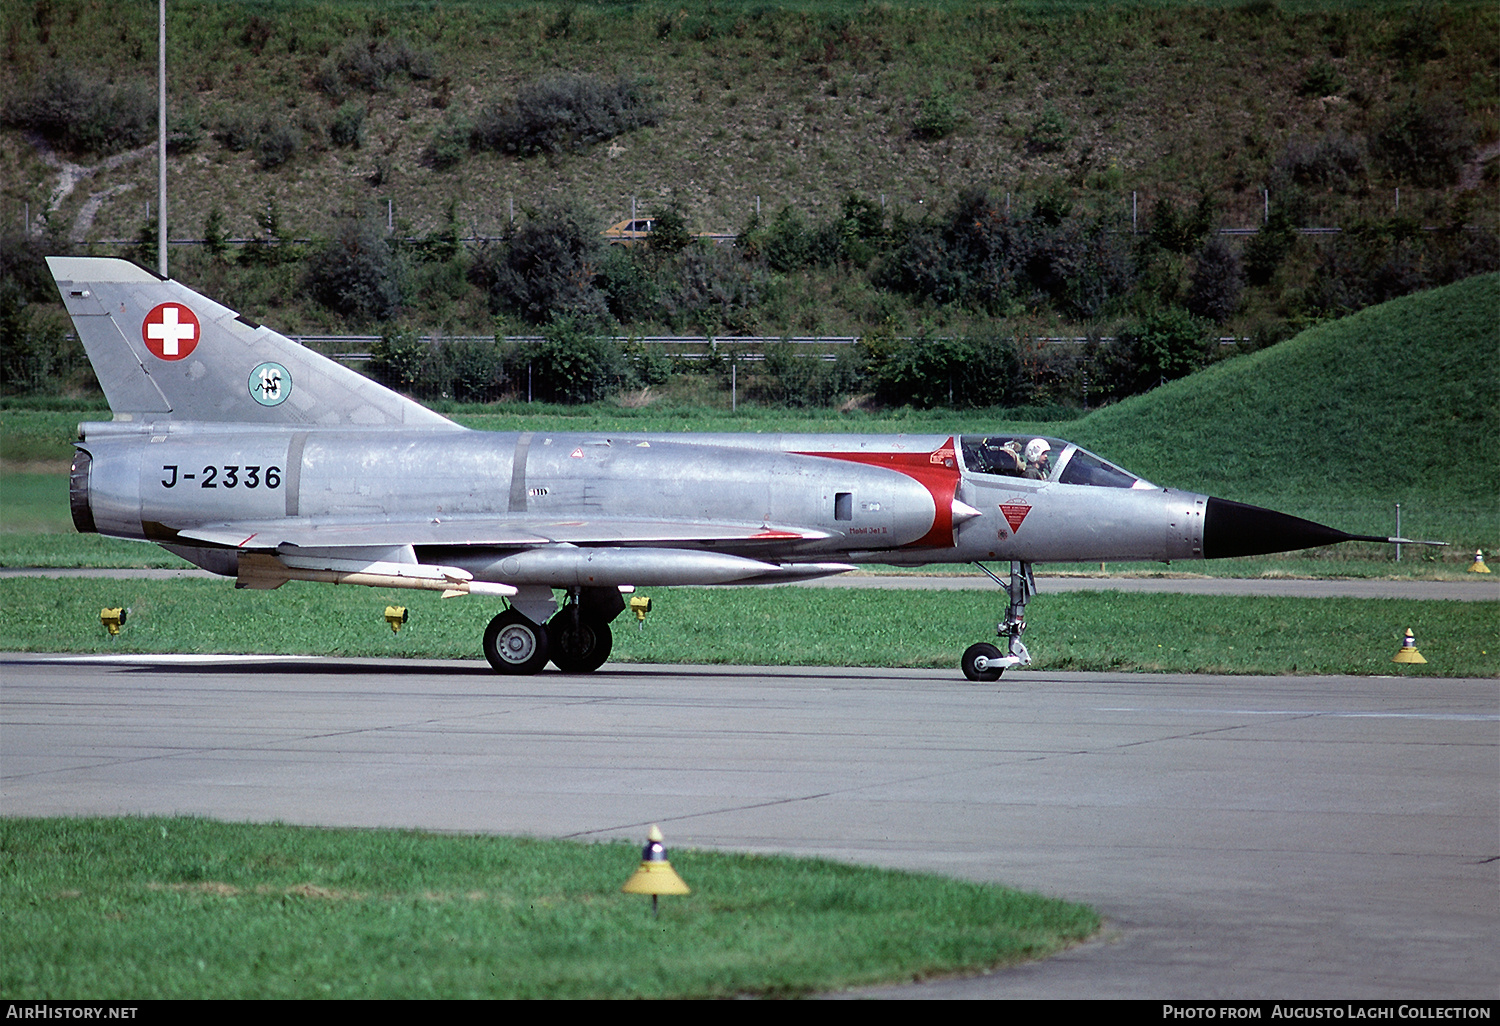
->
[960,435,1157,490]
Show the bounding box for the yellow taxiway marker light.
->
[621,824,689,917]
[630,595,652,625]
[1468,550,1491,573]
[1392,628,1427,664]
[384,606,409,633]
[99,608,127,636]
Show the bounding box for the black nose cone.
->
[1203,497,1356,559]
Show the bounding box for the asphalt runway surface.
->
[2,654,1494,999]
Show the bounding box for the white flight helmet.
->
[1025,438,1051,464]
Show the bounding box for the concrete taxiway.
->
[2,655,1494,998]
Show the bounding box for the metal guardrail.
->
[79,224,1478,247]
[309,335,861,362]
[299,334,1247,363]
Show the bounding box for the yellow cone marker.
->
[1392,629,1427,664]
[1468,550,1490,573]
[621,824,689,917]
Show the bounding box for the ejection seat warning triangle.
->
[999,503,1032,533]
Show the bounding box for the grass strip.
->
[0,816,1098,999]
[0,533,195,569]
[1,577,1492,677]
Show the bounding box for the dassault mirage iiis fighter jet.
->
[50,257,1401,679]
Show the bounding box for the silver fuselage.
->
[74,422,1207,587]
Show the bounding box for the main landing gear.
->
[483,609,550,675]
[482,587,624,675]
[961,561,1035,682]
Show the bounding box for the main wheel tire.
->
[483,610,550,674]
[548,612,612,674]
[961,642,1005,682]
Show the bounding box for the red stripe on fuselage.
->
[794,438,960,549]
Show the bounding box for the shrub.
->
[1186,238,1244,324]
[255,119,303,169]
[1078,335,1139,406]
[1023,216,1135,320]
[759,207,812,272]
[878,189,1024,312]
[239,196,302,267]
[879,190,1132,320]
[131,218,159,272]
[214,110,259,152]
[1431,225,1500,285]
[420,337,509,403]
[369,328,428,390]
[315,37,435,99]
[1120,307,1212,389]
[1369,97,1474,188]
[597,247,660,325]
[473,74,660,156]
[401,202,464,265]
[739,197,884,272]
[167,104,203,155]
[472,203,612,327]
[0,278,83,396]
[1242,210,1299,287]
[870,333,1019,409]
[646,204,692,256]
[524,317,629,404]
[660,244,766,335]
[1273,133,1366,190]
[1148,195,1216,254]
[1385,5,1446,66]
[835,194,887,266]
[0,229,62,303]
[1030,188,1073,228]
[304,216,403,322]
[329,102,366,148]
[4,67,155,155]
[1302,220,1451,316]
[1297,58,1344,97]
[214,110,306,167]
[621,340,674,387]
[913,91,964,140]
[1026,105,1071,154]
[424,114,470,170]
[760,342,869,408]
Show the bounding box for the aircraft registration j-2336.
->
[50,257,1408,679]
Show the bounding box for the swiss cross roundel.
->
[141,302,200,361]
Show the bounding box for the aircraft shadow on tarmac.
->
[12,655,949,683]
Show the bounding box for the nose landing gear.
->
[961,561,1034,682]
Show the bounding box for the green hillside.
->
[2,0,1495,351]
[1065,273,1500,544]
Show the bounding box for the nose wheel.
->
[961,642,1005,682]
[962,561,1034,681]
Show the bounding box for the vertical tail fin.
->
[47,256,456,429]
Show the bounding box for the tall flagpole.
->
[157,0,167,277]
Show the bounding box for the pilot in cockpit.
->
[1023,438,1052,479]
